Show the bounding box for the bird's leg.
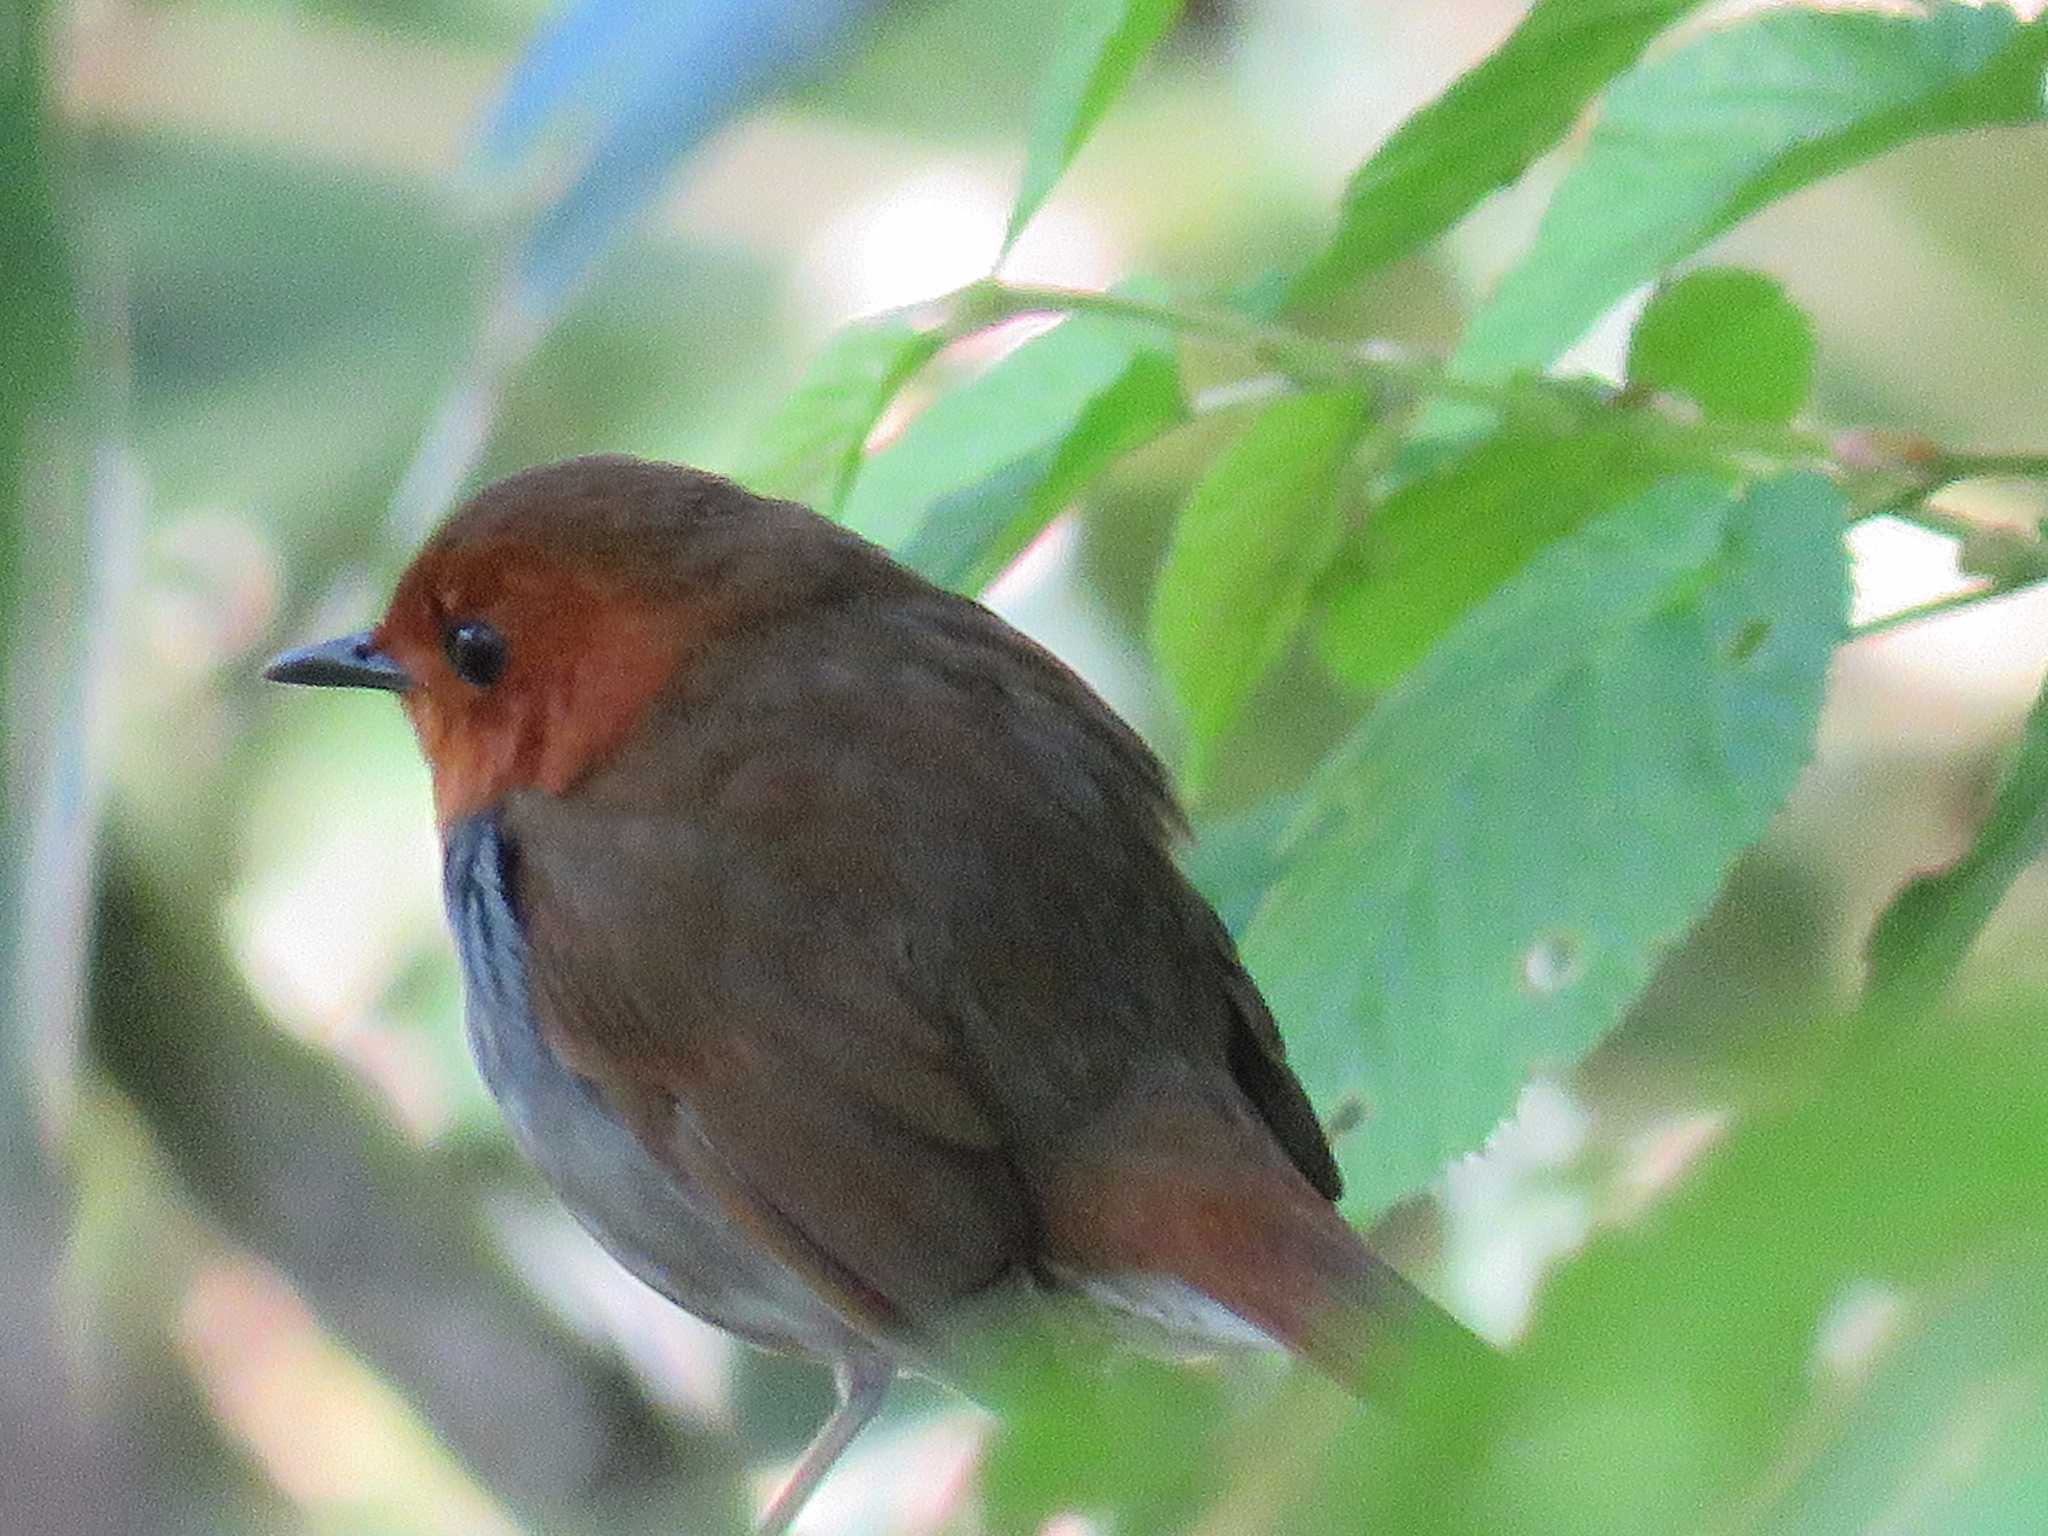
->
[754,1354,894,1536]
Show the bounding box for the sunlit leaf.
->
[1288,0,1707,305]
[1626,268,1816,425]
[731,315,946,513]
[839,298,1182,558]
[898,343,1183,592]
[1003,0,1186,252]
[1151,390,1367,789]
[1247,473,1848,1222]
[1318,422,1716,692]
[1454,3,2048,383]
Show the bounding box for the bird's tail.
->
[1045,1115,1493,1398]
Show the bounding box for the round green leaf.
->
[1627,268,1817,424]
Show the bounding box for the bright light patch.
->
[179,1256,518,1534]
[1848,514,1979,627]
[805,166,1119,324]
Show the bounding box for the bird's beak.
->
[263,630,412,693]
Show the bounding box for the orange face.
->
[372,539,689,825]
[266,456,808,825]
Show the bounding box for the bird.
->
[265,454,1483,1532]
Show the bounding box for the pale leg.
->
[755,1354,894,1535]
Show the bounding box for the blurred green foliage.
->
[10,0,2048,1533]
[3,0,68,1020]
[1867,681,2048,1025]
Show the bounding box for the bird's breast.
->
[440,811,853,1354]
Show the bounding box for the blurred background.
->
[7,1,2048,1533]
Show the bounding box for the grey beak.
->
[263,630,411,693]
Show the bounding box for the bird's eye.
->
[443,620,508,688]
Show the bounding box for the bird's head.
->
[265,455,859,825]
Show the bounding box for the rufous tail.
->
[1047,1130,1493,1396]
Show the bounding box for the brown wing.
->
[503,586,1341,1346]
[505,769,1031,1340]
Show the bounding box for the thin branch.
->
[885,279,2045,515]
[951,279,1364,388]
[1932,450,2048,484]
[941,279,1589,423]
[1846,450,2048,534]
[1854,500,1987,542]
[1848,577,2048,641]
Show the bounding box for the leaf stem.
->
[1848,576,2048,641]
[1932,450,2048,483]
[1622,408,1830,466]
[1188,373,1296,416]
[1854,499,1984,542]
[1845,450,2048,536]
[945,279,1590,423]
[953,279,1363,387]
[904,280,2047,519]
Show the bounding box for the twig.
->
[1848,578,2048,641]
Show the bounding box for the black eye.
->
[443,620,507,688]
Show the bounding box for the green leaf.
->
[1386,1007,2048,1536]
[1150,389,1369,787]
[1319,423,1717,692]
[730,316,945,513]
[1246,472,1848,1222]
[1759,1257,2048,1535]
[1626,268,1817,424]
[980,1351,1227,1536]
[1,0,77,1167]
[1183,791,1303,937]
[898,342,1183,592]
[1003,0,1186,253]
[840,298,1183,564]
[1454,3,2048,383]
[1288,0,1708,305]
[1866,678,2048,1019]
[0,0,72,643]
